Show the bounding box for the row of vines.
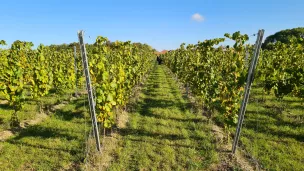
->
[160,32,304,130]
[0,37,155,129]
[87,37,155,128]
[0,40,77,127]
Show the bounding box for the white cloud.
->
[191,13,204,22]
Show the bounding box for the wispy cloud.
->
[191,13,204,22]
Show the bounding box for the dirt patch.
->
[83,132,120,170]
[51,103,66,112]
[0,113,49,141]
[116,108,128,129]
[0,100,69,141]
[20,112,48,128]
[0,130,14,141]
[99,133,120,169]
[210,124,258,171]
[0,100,8,105]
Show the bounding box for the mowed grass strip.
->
[0,97,91,171]
[108,65,218,171]
[237,86,304,171]
[0,90,77,132]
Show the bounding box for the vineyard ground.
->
[0,95,91,170]
[0,90,77,132]
[97,65,245,170]
[0,65,303,170]
[213,86,304,170]
[229,86,303,170]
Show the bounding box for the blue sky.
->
[1,0,303,51]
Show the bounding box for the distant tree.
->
[262,27,304,49]
[106,40,113,46]
[47,42,82,51]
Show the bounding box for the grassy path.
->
[0,97,90,170]
[108,65,218,170]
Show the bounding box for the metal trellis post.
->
[232,29,265,154]
[78,30,101,152]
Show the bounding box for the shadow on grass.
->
[127,136,208,151]
[290,104,304,110]
[73,98,89,110]
[139,77,189,114]
[265,98,304,104]
[5,124,86,162]
[244,122,304,142]
[0,103,13,110]
[247,109,303,127]
[10,124,80,141]
[51,97,89,122]
[140,97,184,110]
[7,138,82,155]
[5,97,89,143]
[119,127,206,142]
[54,109,85,121]
[143,113,204,123]
[244,110,304,142]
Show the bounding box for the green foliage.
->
[30,44,52,99]
[73,49,84,89]
[88,36,155,128]
[163,30,304,129]
[162,31,250,129]
[0,37,154,129]
[50,48,76,93]
[258,38,304,98]
[0,41,33,126]
[262,27,304,49]
[0,40,7,45]
[0,40,79,127]
[48,42,79,51]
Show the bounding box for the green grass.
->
[236,86,304,171]
[108,65,219,170]
[0,89,76,132]
[0,101,37,131]
[0,96,91,170]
